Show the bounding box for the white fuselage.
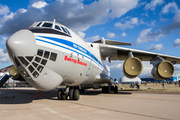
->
[6,21,110,91]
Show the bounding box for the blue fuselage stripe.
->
[36,37,104,69]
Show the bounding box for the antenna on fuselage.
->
[52,19,56,29]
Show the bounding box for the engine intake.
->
[123,57,143,79]
[151,61,174,80]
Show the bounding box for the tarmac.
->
[0,87,180,120]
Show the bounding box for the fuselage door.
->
[85,54,93,76]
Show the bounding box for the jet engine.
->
[123,57,143,79]
[9,66,21,80]
[151,61,174,80]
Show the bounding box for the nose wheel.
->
[57,87,80,100]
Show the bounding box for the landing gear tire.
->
[61,91,67,100]
[74,89,80,100]
[111,86,115,92]
[69,89,74,100]
[105,86,110,93]
[115,86,118,93]
[102,86,105,93]
[57,89,62,100]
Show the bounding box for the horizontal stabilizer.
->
[93,37,131,46]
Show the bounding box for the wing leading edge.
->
[99,44,180,64]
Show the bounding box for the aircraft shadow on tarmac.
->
[0,88,57,104]
[81,90,132,96]
[0,88,132,104]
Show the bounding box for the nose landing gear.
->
[57,87,80,100]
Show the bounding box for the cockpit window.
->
[64,28,70,35]
[42,23,52,28]
[36,22,42,27]
[61,27,68,34]
[55,25,61,31]
[31,22,38,27]
[30,21,71,36]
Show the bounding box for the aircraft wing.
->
[99,44,180,64]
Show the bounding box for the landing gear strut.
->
[57,87,80,100]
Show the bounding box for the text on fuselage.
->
[64,55,87,66]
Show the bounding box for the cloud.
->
[140,19,147,24]
[135,28,153,44]
[2,36,8,44]
[150,20,156,27]
[148,43,163,50]
[85,35,100,42]
[141,12,149,17]
[161,2,178,14]
[135,10,180,45]
[0,0,139,36]
[0,4,10,15]
[174,64,180,76]
[173,38,180,47]
[160,17,169,22]
[144,0,164,11]
[31,1,48,9]
[106,32,115,38]
[77,31,85,39]
[140,62,153,77]
[107,61,123,69]
[114,17,139,30]
[121,32,127,37]
[0,48,10,63]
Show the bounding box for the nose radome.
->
[6,29,37,56]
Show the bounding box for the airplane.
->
[5,20,180,100]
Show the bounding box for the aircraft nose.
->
[6,29,37,57]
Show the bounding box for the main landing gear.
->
[102,85,118,93]
[57,87,80,100]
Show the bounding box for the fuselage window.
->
[37,49,43,56]
[18,57,29,67]
[37,65,44,73]
[32,62,38,68]
[61,27,68,34]
[35,57,41,63]
[28,65,35,73]
[50,52,57,61]
[55,25,61,31]
[42,23,52,28]
[36,22,42,27]
[41,59,47,66]
[33,71,39,78]
[44,51,50,59]
[26,56,33,62]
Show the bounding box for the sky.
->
[0,0,180,80]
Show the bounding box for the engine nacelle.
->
[9,66,21,80]
[151,61,174,80]
[123,57,143,79]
